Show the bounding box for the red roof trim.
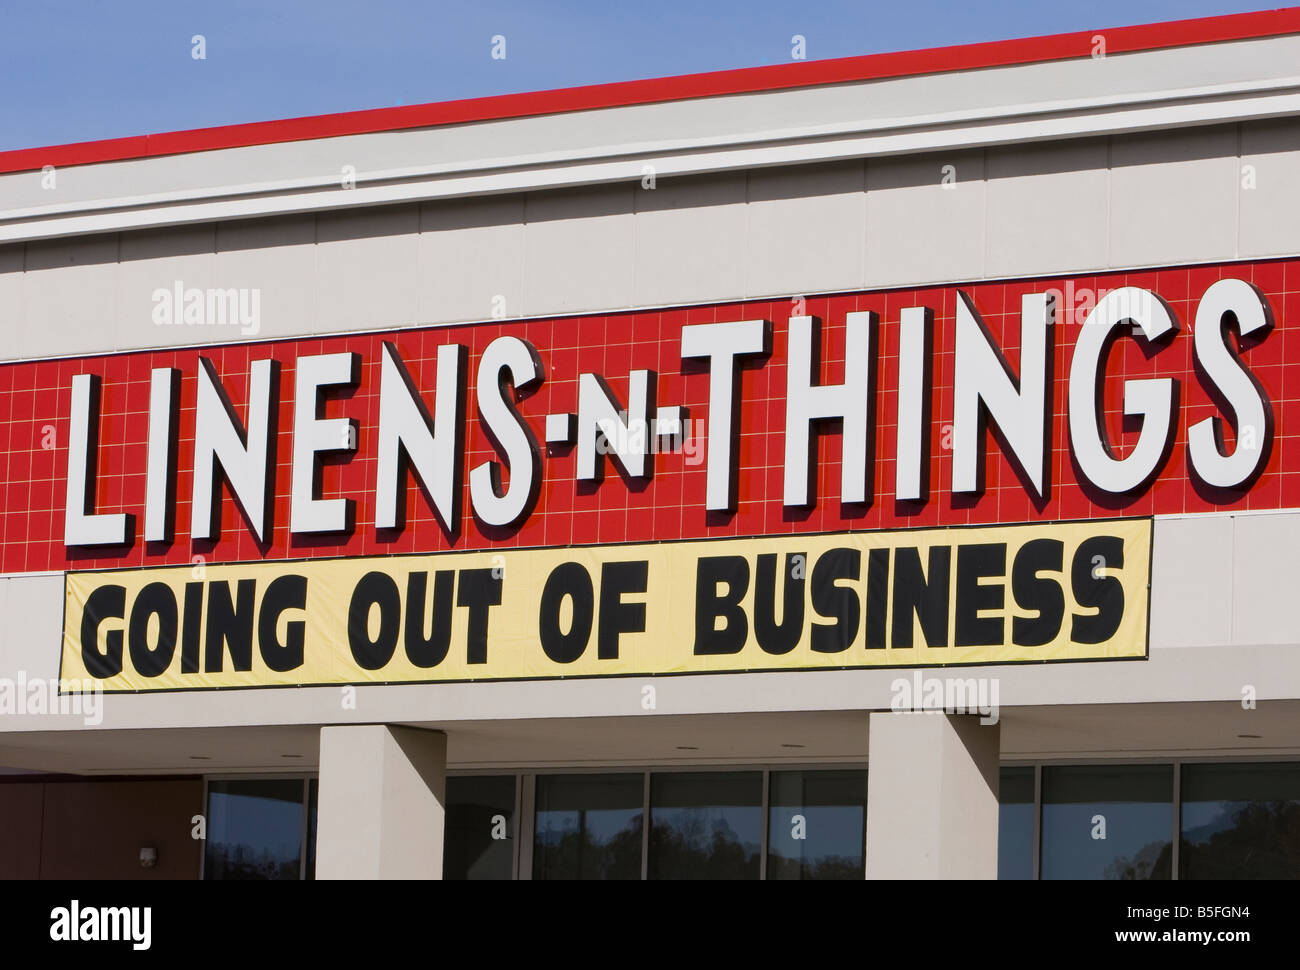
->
[2,7,1299,176]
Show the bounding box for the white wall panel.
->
[1109,127,1239,267]
[1232,511,1300,646]
[417,195,526,325]
[0,575,63,684]
[985,139,1109,278]
[8,123,1300,360]
[0,246,23,356]
[1238,118,1300,258]
[1149,514,1234,648]
[115,225,218,351]
[19,235,118,357]
[865,150,985,288]
[744,162,866,298]
[522,184,635,316]
[313,206,420,333]
[631,173,747,308]
[214,216,317,341]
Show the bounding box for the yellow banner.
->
[61,520,1150,691]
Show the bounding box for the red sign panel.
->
[2,258,1297,574]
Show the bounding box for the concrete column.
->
[865,711,1000,879]
[316,724,447,880]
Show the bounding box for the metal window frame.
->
[1030,761,1177,882]
[463,762,868,881]
[1171,760,1182,881]
[515,773,534,880]
[1004,756,1300,881]
[440,771,525,880]
[298,778,311,880]
[1032,764,1043,881]
[640,773,652,881]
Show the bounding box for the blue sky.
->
[0,1,1281,151]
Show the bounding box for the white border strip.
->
[4,78,1300,243]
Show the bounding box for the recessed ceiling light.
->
[675,745,699,751]
[1238,734,1263,740]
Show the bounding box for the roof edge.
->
[2,6,1299,176]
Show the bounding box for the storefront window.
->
[766,769,866,879]
[998,767,1035,880]
[1181,762,1300,879]
[444,776,516,880]
[647,771,762,880]
[254,760,1300,880]
[533,774,644,879]
[1040,765,1173,880]
[204,779,308,880]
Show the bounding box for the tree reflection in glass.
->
[767,769,866,880]
[204,779,306,880]
[648,772,762,880]
[533,774,643,880]
[1181,763,1300,879]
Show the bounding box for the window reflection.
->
[444,776,516,880]
[204,779,306,880]
[533,774,643,879]
[1181,763,1300,879]
[998,767,1035,880]
[266,760,1300,881]
[767,770,866,880]
[648,772,762,880]
[1040,765,1172,880]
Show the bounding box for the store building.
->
[2,8,1300,880]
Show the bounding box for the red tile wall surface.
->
[2,258,1297,574]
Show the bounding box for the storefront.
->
[3,8,1300,879]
